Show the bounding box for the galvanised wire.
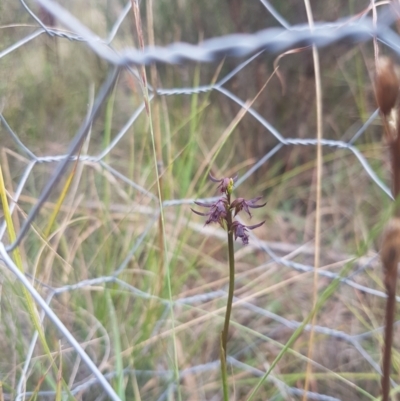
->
[27,0,400,65]
[0,0,398,400]
[0,244,121,401]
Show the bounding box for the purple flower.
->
[191,172,266,245]
[230,197,267,218]
[209,173,238,194]
[191,197,228,226]
[231,221,265,245]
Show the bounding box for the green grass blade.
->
[0,165,75,400]
[56,347,62,401]
[246,259,357,401]
[106,290,126,400]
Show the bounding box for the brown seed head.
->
[375,57,399,116]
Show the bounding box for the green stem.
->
[220,332,229,401]
[222,193,235,359]
[220,193,235,400]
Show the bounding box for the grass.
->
[0,1,398,400]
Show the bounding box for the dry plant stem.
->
[131,2,181,400]
[303,0,323,398]
[380,135,400,400]
[390,135,400,213]
[372,0,379,61]
[146,0,165,296]
[393,0,400,35]
[382,116,395,143]
[146,0,162,167]
[130,1,163,281]
[382,277,396,401]
[131,0,164,296]
[379,60,400,392]
[380,217,400,401]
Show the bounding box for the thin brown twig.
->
[145,0,165,298]
[380,217,400,401]
[130,3,181,400]
[302,0,323,398]
[375,54,400,401]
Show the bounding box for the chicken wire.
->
[0,0,399,400]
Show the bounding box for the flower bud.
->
[375,57,399,115]
[227,178,234,195]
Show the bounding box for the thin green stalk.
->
[246,258,356,401]
[193,176,265,400]
[131,2,181,399]
[106,290,126,400]
[55,344,62,401]
[220,333,229,401]
[220,227,234,401]
[220,192,235,401]
[0,166,75,399]
[222,193,235,357]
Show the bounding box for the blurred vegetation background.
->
[0,1,397,400]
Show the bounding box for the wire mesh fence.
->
[1,1,400,400]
